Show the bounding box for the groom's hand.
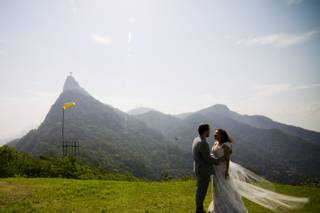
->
[219,156,226,163]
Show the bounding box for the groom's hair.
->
[198,123,210,135]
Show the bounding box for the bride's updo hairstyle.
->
[217,128,233,144]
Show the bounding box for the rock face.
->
[9,75,190,179]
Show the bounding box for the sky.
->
[0,0,320,139]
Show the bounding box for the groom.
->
[192,123,224,213]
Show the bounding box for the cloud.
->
[254,83,320,96]
[237,30,320,47]
[90,33,112,46]
[286,0,304,5]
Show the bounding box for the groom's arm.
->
[199,142,220,165]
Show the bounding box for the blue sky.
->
[0,0,319,139]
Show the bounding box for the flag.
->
[63,102,76,110]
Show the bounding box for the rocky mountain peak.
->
[63,74,90,96]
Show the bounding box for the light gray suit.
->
[192,136,220,213]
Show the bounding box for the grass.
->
[0,177,319,212]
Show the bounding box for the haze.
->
[0,0,320,140]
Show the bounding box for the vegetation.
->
[0,177,319,213]
[0,145,135,181]
[1,145,319,212]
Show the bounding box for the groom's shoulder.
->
[193,136,201,143]
[192,136,203,148]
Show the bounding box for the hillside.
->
[133,105,320,184]
[0,177,319,213]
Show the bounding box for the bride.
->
[208,128,309,213]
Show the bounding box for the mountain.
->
[133,110,187,136]
[127,107,155,115]
[8,75,190,179]
[132,104,320,184]
[7,76,320,183]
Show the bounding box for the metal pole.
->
[62,108,64,157]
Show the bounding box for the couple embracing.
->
[192,123,309,213]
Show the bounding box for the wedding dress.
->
[208,141,309,213]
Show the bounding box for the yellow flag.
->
[63,102,76,110]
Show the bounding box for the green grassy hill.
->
[0,178,319,213]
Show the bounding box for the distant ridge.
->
[127,107,154,115]
[133,104,320,183]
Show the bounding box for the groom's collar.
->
[199,135,207,142]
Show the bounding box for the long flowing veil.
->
[227,161,309,212]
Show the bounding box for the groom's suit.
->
[192,136,219,213]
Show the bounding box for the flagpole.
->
[61,102,76,157]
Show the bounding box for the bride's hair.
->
[217,128,233,144]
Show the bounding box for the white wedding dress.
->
[208,141,309,213]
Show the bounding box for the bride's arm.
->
[222,144,232,178]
